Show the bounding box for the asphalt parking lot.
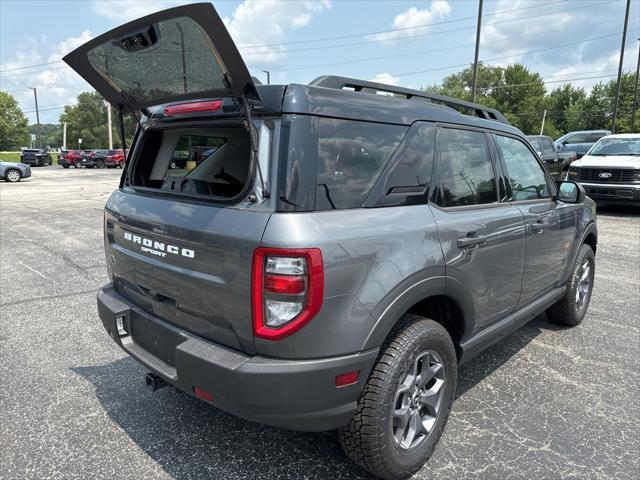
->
[1,167,639,480]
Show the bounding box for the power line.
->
[391,29,639,78]
[269,18,622,73]
[240,0,613,55]
[236,0,571,48]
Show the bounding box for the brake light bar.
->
[163,99,223,116]
[252,247,323,340]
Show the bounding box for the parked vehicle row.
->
[58,149,127,168]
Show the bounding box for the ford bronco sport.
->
[64,4,598,479]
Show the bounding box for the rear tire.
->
[62,165,69,169]
[96,160,105,169]
[547,244,595,326]
[339,316,457,480]
[5,169,22,182]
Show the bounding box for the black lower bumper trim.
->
[97,284,377,431]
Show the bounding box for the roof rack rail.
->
[309,75,511,126]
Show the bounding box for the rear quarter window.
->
[315,119,407,210]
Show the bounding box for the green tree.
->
[55,91,137,148]
[544,84,587,134]
[29,123,62,149]
[0,91,30,150]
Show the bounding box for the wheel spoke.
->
[401,411,422,449]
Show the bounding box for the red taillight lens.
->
[163,99,223,116]
[252,247,323,341]
[264,274,305,295]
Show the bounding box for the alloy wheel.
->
[392,350,445,450]
[575,260,592,311]
[6,170,21,182]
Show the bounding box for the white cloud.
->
[224,0,331,64]
[372,0,451,42]
[369,73,401,86]
[0,31,93,123]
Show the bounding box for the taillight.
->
[252,247,323,340]
[164,99,223,116]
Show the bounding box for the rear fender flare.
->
[361,276,475,350]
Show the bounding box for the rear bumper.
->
[579,182,640,204]
[97,284,377,431]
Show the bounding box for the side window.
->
[587,132,605,142]
[316,119,407,210]
[541,139,554,154]
[495,135,551,201]
[375,122,435,207]
[566,133,588,144]
[433,128,497,208]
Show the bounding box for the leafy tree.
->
[0,91,30,150]
[544,85,586,134]
[55,91,137,148]
[28,123,62,149]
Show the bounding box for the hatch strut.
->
[241,93,269,199]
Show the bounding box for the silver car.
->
[0,161,32,182]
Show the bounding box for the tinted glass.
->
[566,133,589,143]
[87,16,226,105]
[433,128,497,207]
[376,123,435,207]
[541,138,554,154]
[587,132,606,142]
[495,135,551,201]
[316,119,407,210]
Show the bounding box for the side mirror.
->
[557,181,585,204]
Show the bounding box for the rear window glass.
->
[315,119,407,210]
[87,16,226,105]
[130,126,250,200]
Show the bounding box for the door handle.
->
[530,220,547,233]
[457,235,487,249]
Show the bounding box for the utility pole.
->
[106,103,113,150]
[63,122,67,150]
[262,70,270,85]
[630,38,640,132]
[540,109,547,135]
[471,0,484,103]
[612,0,631,133]
[27,87,41,149]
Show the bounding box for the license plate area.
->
[130,310,185,367]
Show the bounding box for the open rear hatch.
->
[64,3,267,356]
[62,2,260,113]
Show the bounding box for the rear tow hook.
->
[145,372,168,392]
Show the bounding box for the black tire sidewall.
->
[382,321,457,475]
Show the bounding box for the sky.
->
[1,0,638,124]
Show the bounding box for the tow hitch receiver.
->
[145,372,168,392]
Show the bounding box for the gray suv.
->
[64,4,598,479]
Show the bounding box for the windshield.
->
[588,137,640,156]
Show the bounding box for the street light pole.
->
[612,0,631,133]
[630,38,640,132]
[262,70,270,85]
[27,87,41,149]
[471,0,484,103]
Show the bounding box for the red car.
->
[58,150,83,168]
[104,149,127,168]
